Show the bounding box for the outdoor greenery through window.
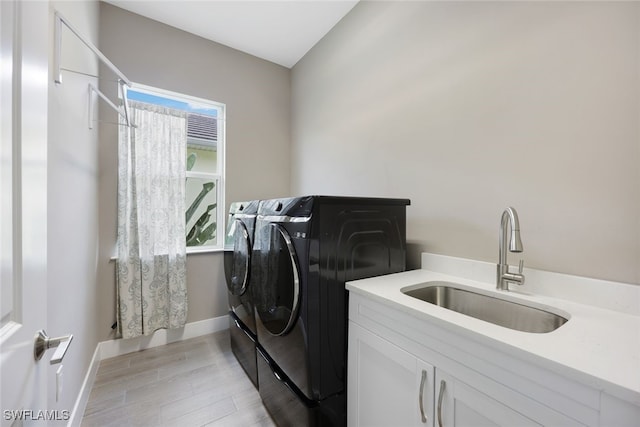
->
[127,84,225,252]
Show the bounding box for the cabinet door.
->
[348,322,434,427]
[435,370,541,427]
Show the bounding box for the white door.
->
[435,370,541,427]
[0,1,50,425]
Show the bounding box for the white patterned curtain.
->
[116,101,188,339]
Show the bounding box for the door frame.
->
[0,0,50,424]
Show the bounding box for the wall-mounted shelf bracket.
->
[88,83,135,129]
[55,10,135,129]
[54,10,131,86]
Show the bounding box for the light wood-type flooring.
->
[81,330,276,427]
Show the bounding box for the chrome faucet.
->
[497,207,525,290]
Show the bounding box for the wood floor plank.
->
[166,395,237,426]
[93,364,161,388]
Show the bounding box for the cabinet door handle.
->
[419,369,428,423]
[437,379,446,427]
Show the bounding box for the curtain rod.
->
[54,10,131,87]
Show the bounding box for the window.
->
[126,84,225,252]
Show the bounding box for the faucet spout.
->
[497,207,525,290]
[502,207,523,253]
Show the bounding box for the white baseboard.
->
[68,315,229,427]
[99,315,229,360]
[67,345,101,427]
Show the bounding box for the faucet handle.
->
[518,259,524,274]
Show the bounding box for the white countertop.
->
[346,256,640,406]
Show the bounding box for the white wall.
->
[292,1,640,285]
[47,0,101,422]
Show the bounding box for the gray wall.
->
[292,1,640,285]
[47,0,101,420]
[97,3,291,341]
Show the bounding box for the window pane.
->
[128,83,225,251]
[187,145,217,174]
[186,176,218,247]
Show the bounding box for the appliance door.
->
[256,223,300,337]
[224,219,251,296]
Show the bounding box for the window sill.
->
[109,247,223,261]
[186,246,224,255]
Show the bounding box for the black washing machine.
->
[224,200,260,388]
[253,196,410,426]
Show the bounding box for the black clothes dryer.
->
[224,200,260,388]
[253,196,410,426]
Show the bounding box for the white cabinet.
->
[348,320,579,427]
[348,293,593,427]
[348,322,434,427]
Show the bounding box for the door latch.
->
[34,330,73,364]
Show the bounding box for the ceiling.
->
[103,0,359,68]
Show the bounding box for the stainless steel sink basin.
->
[403,281,568,333]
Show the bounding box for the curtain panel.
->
[116,101,188,339]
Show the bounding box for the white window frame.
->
[126,83,226,253]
